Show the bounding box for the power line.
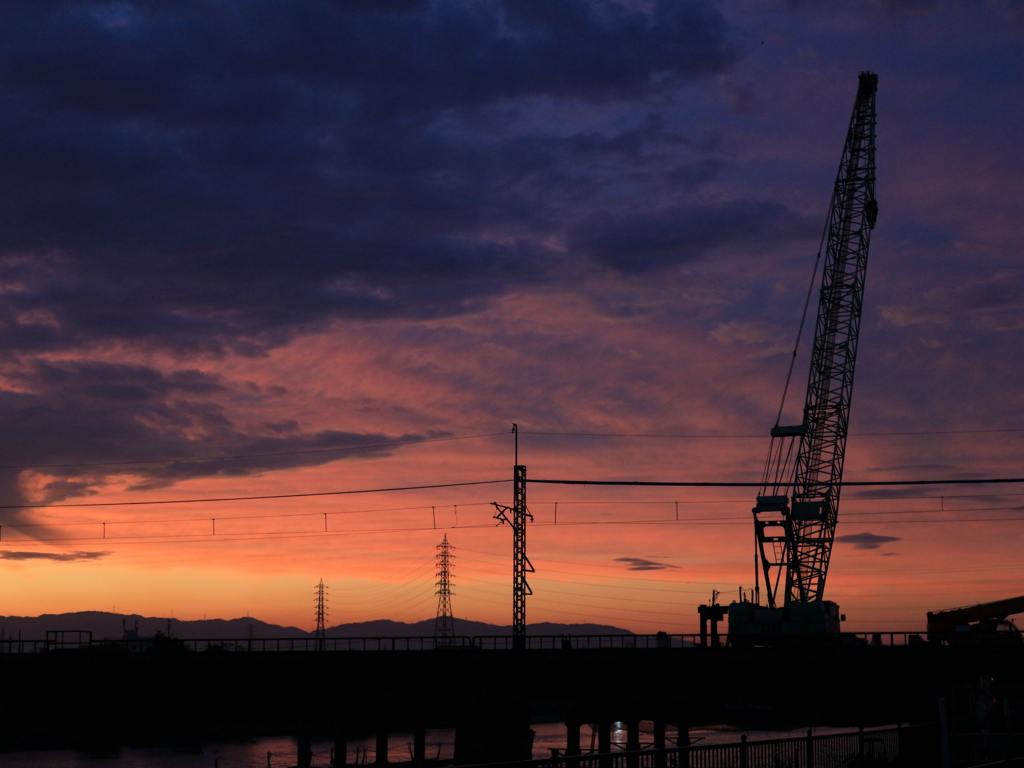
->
[0,480,506,509]
[528,477,1024,488]
[6,474,1021,513]
[4,499,1020,543]
[530,492,1024,503]
[6,509,1022,549]
[0,432,509,470]
[3,496,1015,534]
[521,428,1024,438]
[0,502,495,529]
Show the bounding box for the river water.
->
[0,724,878,768]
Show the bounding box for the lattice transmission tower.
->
[314,578,328,651]
[434,535,456,645]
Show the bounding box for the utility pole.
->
[314,579,328,652]
[492,424,533,649]
[434,535,456,646]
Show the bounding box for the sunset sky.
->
[0,0,1021,634]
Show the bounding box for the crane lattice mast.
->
[754,72,878,610]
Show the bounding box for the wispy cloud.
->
[0,551,110,562]
[835,533,901,550]
[615,557,679,571]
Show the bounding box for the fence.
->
[0,632,931,653]
[472,635,691,650]
[464,726,913,768]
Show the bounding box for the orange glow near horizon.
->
[1,292,1021,635]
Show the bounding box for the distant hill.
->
[0,612,631,640]
[0,612,305,641]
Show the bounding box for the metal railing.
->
[183,636,474,652]
[472,635,693,650]
[850,632,926,646]
[0,632,933,653]
[462,726,912,768]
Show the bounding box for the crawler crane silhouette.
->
[728,72,878,645]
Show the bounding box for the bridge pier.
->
[334,726,347,767]
[676,714,690,747]
[653,720,666,768]
[626,719,640,751]
[565,719,581,756]
[413,719,426,764]
[626,720,640,768]
[453,697,533,765]
[297,728,313,768]
[376,723,389,764]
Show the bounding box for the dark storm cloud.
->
[572,201,817,273]
[835,532,901,550]
[0,0,811,356]
[0,550,110,562]
[881,272,1024,330]
[0,359,436,522]
[615,557,679,571]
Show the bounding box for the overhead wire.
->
[0,479,506,509]
[6,496,1020,538]
[520,428,1024,438]
[527,477,1024,487]
[4,503,1024,548]
[3,474,1022,515]
[11,502,495,530]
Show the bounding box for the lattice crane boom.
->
[754,72,878,611]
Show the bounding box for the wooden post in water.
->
[654,721,666,768]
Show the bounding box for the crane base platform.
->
[728,600,843,647]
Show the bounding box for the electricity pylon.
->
[434,535,456,646]
[314,579,328,651]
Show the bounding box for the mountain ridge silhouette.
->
[0,612,632,640]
